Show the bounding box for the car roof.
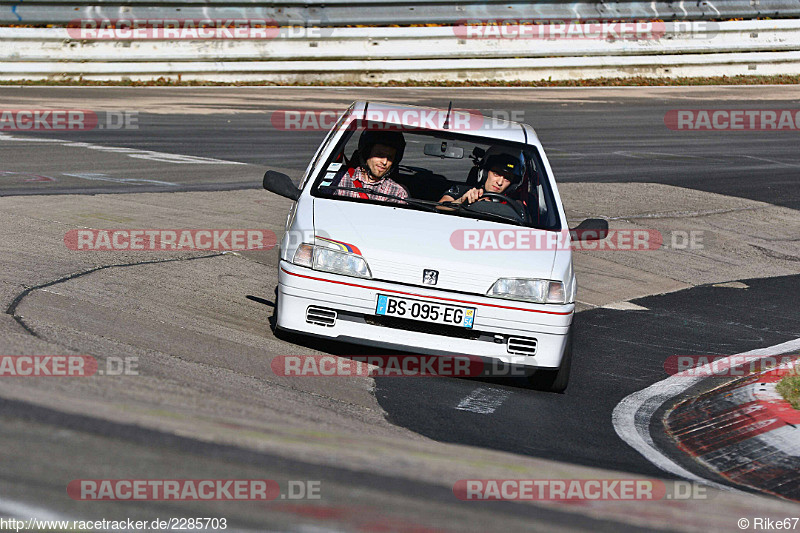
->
[348,101,540,146]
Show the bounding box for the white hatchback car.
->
[263,102,606,392]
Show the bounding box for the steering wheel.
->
[477,192,517,204]
[465,192,529,224]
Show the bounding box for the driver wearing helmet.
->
[333,129,409,204]
[438,150,524,207]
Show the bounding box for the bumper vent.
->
[306,306,337,327]
[507,336,538,356]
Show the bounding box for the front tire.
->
[271,287,296,341]
[526,330,573,393]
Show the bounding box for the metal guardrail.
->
[1,20,799,82]
[3,0,800,25]
[4,20,800,61]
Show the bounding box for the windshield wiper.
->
[464,209,525,225]
[321,185,527,224]
[319,186,440,211]
[435,199,527,225]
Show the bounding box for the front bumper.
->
[276,261,574,368]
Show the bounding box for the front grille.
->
[507,336,538,356]
[306,306,337,327]
[364,314,483,340]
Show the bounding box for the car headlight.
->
[292,243,372,279]
[487,278,568,304]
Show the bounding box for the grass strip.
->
[776,374,800,410]
[1,74,800,87]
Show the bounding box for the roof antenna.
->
[443,101,453,130]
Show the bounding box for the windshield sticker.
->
[320,171,337,186]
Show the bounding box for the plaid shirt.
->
[334,166,408,204]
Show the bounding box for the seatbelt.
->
[349,167,370,200]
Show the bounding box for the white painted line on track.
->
[455,387,511,414]
[63,172,178,186]
[612,337,800,490]
[741,155,800,169]
[711,281,749,289]
[0,133,245,165]
[602,301,649,311]
[0,496,75,523]
[613,150,723,162]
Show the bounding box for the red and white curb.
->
[664,358,800,499]
[612,338,800,494]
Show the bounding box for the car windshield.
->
[310,123,561,230]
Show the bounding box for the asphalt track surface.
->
[377,275,800,477]
[1,86,800,531]
[2,86,800,210]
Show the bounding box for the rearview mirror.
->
[424,142,464,159]
[569,219,609,241]
[263,170,301,201]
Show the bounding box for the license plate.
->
[375,294,475,328]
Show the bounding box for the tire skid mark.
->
[5,253,225,338]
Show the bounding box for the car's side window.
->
[301,105,353,190]
[524,149,560,231]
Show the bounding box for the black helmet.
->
[357,129,406,168]
[480,148,525,192]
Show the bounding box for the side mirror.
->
[263,170,301,201]
[569,218,608,241]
